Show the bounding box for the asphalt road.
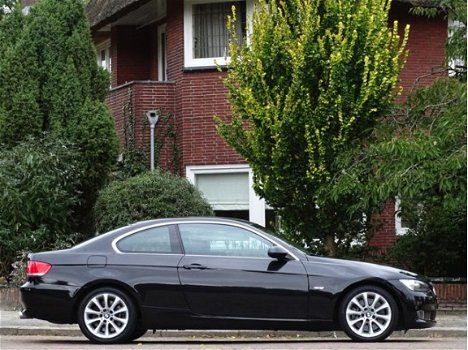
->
[0,336,466,350]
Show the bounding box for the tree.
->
[0,0,118,234]
[332,1,466,275]
[216,0,408,255]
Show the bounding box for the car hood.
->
[303,255,419,281]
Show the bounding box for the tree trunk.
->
[324,233,336,257]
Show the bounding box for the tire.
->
[129,328,147,341]
[78,287,137,344]
[339,285,399,342]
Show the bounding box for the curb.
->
[0,327,466,339]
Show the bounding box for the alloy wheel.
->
[83,292,130,339]
[345,291,392,338]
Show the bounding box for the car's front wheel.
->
[78,287,137,344]
[339,285,399,342]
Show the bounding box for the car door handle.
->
[183,263,207,270]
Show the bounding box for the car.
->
[20,217,437,343]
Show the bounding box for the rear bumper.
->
[20,281,78,324]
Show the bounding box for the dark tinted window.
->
[117,225,181,254]
[178,223,272,258]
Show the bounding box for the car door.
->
[110,224,187,312]
[177,222,309,320]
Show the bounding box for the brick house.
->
[83,0,447,248]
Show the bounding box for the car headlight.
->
[400,279,430,292]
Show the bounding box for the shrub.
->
[95,171,213,233]
[0,138,81,278]
[388,198,466,277]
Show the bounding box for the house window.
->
[395,197,410,235]
[96,40,111,73]
[184,0,253,68]
[186,164,266,226]
[158,24,167,81]
[193,2,245,59]
[448,17,466,76]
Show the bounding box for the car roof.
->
[132,216,254,227]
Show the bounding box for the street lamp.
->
[146,110,160,171]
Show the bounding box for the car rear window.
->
[116,225,181,254]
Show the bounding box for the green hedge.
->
[0,138,81,278]
[95,171,213,233]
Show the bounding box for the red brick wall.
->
[165,0,244,175]
[167,0,185,174]
[390,3,447,101]
[369,201,397,248]
[21,0,37,7]
[105,81,176,169]
[179,71,244,168]
[111,26,152,86]
[433,283,467,302]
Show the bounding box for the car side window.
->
[178,223,272,258]
[116,225,181,254]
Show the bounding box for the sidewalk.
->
[0,309,466,339]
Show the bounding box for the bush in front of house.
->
[94,170,213,233]
[387,198,467,278]
[0,138,82,279]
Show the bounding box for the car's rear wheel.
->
[339,285,398,342]
[78,287,137,344]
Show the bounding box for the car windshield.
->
[249,223,312,257]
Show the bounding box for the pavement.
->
[0,309,466,339]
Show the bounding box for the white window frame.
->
[96,39,111,73]
[448,16,466,76]
[183,0,254,68]
[157,24,168,81]
[395,197,409,236]
[186,164,265,226]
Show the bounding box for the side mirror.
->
[268,246,290,260]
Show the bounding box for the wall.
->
[391,2,447,100]
[166,0,244,175]
[105,81,176,170]
[433,283,467,304]
[111,26,153,86]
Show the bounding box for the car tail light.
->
[26,261,52,277]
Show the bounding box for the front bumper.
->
[391,280,438,330]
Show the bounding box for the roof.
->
[86,0,150,29]
[85,0,439,30]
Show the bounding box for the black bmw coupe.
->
[20,217,437,343]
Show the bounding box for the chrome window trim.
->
[111,219,299,261]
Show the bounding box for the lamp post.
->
[146,110,160,171]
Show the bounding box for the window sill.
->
[182,66,228,73]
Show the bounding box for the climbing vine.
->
[115,86,181,179]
